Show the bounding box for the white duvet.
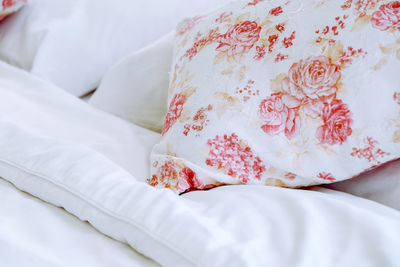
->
[0,61,399,267]
[0,178,158,267]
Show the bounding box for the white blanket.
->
[0,178,158,267]
[0,61,399,267]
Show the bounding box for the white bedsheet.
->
[0,177,158,267]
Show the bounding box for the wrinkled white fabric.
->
[0,178,159,267]
[90,32,174,133]
[0,62,399,267]
[327,159,400,211]
[0,0,232,96]
[0,61,160,180]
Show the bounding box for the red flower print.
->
[245,0,265,7]
[150,160,178,188]
[177,167,203,193]
[339,46,367,66]
[282,31,296,48]
[270,6,283,16]
[394,92,400,105]
[275,23,285,33]
[315,15,347,44]
[206,133,266,183]
[268,34,279,53]
[177,16,204,36]
[274,53,288,62]
[316,100,353,145]
[2,0,15,9]
[351,137,390,163]
[235,80,259,101]
[341,0,380,16]
[216,12,232,24]
[259,93,300,140]
[341,0,353,10]
[216,21,261,56]
[254,45,267,60]
[183,105,213,136]
[282,56,341,101]
[371,1,400,31]
[355,0,376,16]
[182,29,221,61]
[162,94,187,136]
[284,172,297,180]
[192,105,212,131]
[317,172,335,181]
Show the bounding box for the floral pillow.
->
[150,0,400,194]
[0,0,26,21]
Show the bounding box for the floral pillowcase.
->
[0,0,26,21]
[150,0,400,194]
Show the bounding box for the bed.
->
[0,0,399,266]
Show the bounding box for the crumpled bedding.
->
[0,177,159,267]
[0,60,399,267]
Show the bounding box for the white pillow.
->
[0,0,232,96]
[326,159,400,211]
[0,60,160,180]
[89,32,174,133]
[1,61,400,267]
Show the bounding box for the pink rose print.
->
[371,1,400,31]
[316,100,353,145]
[317,172,335,181]
[356,0,380,16]
[162,94,187,136]
[259,93,300,140]
[206,133,266,183]
[177,167,203,193]
[177,167,217,194]
[394,92,400,105]
[216,21,261,56]
[282,56,341,101]
[341,0,381,16]
[150,161,216,194]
